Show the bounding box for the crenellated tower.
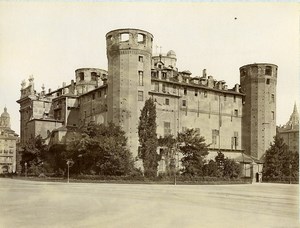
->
[106,28,153,157]
[240,63,277,160]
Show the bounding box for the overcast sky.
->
[0,2,299,134]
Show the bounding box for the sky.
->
[0,2,299,135]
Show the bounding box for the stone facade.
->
[17,28,277,170]
[0,107,18,174]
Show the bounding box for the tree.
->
[20,135,47,175]
[158,135,177,175]
[177,128,209,176]
[223,158,241,179]
[262,135,290,179]
[138,98,159,177]
[70,122,134,176]
[202,160,221,177]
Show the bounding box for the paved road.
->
[0,179,298,228]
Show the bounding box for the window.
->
[224,95,227,101]
[164,122,171,136]
[234,95,236,102]
[182,100,186,107]
[195,89,198,96]
[138,91,143,101]
[165,98,169,105]
[234,109,238,117]
[137,33,145,43]
[212,129,219,145]
[138,71,144,86]
[138,56,143,62]
[266,79,270,85]
[92,93,95,100]
[271,111,275,120]
[162,84,166,93]
[204,91,207,98]
[271,94,275,102]
[91,72,97,81]
[79,72,84,81]
[265,66,272,76]
[151,72,157,78]
[120,33,129,42]
[173,85,177,94]
[162,72,167,79]
[98,91,102,97]
[154,82,159,92]
[184,88,187,95]
[232,132,239,149]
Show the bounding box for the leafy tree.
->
[262,135,289,179]
[138,98,159,177]
[70,122,134,176]
[177,128,209,176]
[158,135,177,175]
[263,135,299,181]
[223,158,241,179]
[202,160,221,177]
[20,135,47,175]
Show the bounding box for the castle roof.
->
[1,107,9,118]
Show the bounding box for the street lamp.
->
[25,162,27,178]
[289,164,292,184]
[66,159,74,183]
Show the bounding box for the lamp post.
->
[66,159,74,183]
[289,164,292,184]
[25,162,27,178]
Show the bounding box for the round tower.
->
[75,68,107,94]
[240,63,277,160]
[106,28,153,157]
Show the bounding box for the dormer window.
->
[265,66,272,76]
[120,33,129,42]
[79,72,84,81]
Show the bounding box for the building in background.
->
[0,107,18,174]
[277,104,299,153]
[17,28,277,178]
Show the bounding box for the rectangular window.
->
[92,93,95,100]
[98,91,102,97]
[173,85,177,94]
[195,89,198,96]
[138,91,144,101]
[162,83,166,93]
[162,72,167,79]
[138,56,143,62]
[266,79,270,85]
[234,109,238,117]
[204,91,207,98]
[265,66,272,76]
[234,95,236,102]
[164,122,171,136]
[232,131,239,149]
[154,82,159,92]
[212,129,219,145]
[224,95,227,101]
[182,100,186,107]
[184,88,187,95]
[138,71,144,86]
[165,98,169,105]
[271,111,275,120]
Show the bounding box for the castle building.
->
[0,107,18,174]
[277,104,299,153]
[17,28,277,175]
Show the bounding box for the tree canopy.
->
[177,128,209,176]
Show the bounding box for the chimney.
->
[202,69,207,78]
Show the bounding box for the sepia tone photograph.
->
[0,1,299,227]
